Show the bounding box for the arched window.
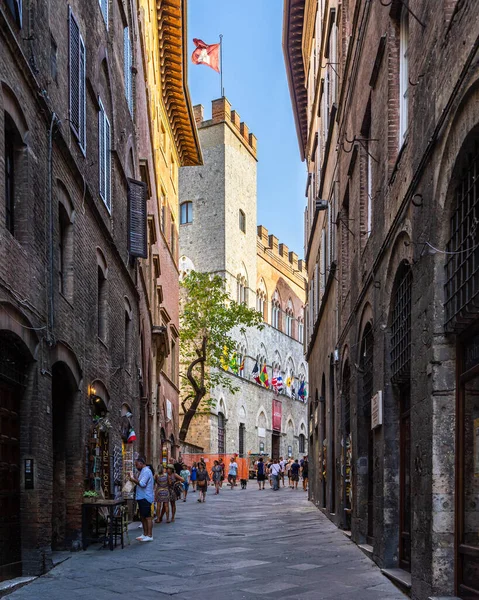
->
[297,315,304,343]
[299,433,306,454]
[239,209,246,233]
[180,201,193,224]
[4,112,27,240]
[256,279,267,321]
[285,299,294,337]
[271,289,281,330]
[237,275,247,304]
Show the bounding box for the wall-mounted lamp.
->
[88,385,97,397]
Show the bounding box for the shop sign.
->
[272,399,282,432]
[371,391,383,430]
[258,427,265,438]
[464,334,479,372]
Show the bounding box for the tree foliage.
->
[179,271,263,442]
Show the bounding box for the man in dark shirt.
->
[290,459,300,490]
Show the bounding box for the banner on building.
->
[272,399,282,432]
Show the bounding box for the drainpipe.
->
[47,112,57,344]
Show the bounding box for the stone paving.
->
[9,484,407,599]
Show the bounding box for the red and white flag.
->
[191,38,220,73]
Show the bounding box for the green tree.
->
[179,271,263,442]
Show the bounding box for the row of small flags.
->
[222,349,307,400]
[251,362,307,400]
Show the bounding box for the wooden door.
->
[0,382,21,581]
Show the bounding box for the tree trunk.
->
[179,390,206,442]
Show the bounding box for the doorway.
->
[271,433,280,459]
[0,336,28,581]
[457,359,479,598]
[330,360,336,514]
[360,323,374,545]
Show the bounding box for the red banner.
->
[272,399,282,432]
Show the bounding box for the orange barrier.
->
[181,453,249,480]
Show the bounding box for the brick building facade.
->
[284,0,479,598]
[179,99,308,461]
[0,0,199,582]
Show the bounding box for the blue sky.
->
[187,0,306,258]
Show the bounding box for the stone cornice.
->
[156,0,202,166]
[283,0,308,161]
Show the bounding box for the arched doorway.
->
[329,357,336,514]
[51,361,79,550]
[390,261,412,571]
[0,332,30,581]
[218,412,225,454]
[359,323,374,545]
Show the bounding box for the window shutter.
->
[79,37,86,151]
[128,179,147,258]
[69,10,80,140]
[104,115,111,211]
[99,102,105,201]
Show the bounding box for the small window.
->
[99,0,108,26]
[58,202,73,298]
[170,218,176,260]
[239,209,246,233]
[299,433,306,454]
[160,193,166,234]
[5,114,16,235]
[180,201,193,224]
[6,0,22,27]
[399,5,409,144]
[69,9,86,152]
[124,302,132,368]
[98,99,111,212]
[123,27,133,115]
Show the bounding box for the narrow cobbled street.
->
[9,486,406,600]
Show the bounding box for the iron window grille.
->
[391,262,412,383]
[445,144,479,332]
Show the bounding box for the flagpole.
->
[219,34,224,97]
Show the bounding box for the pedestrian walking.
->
[190,462,197,492]
[166,464,184,521]
[219,457,225,487]
[196,462,210,502]
[256,456,266,490]
[129,456,154,542]
[154,464,171,523]
[279,456,287,487]
[180,463,190,502]
[266,460,273,488]
[290,459,300,490]
[211,460,222,494]
[270,459,281,491]
[228,456,239,489]
[302,456,309,491]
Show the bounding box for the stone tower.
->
[179,97,258,309]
